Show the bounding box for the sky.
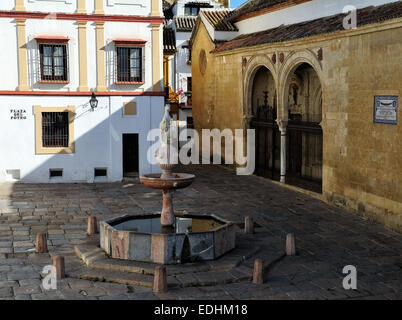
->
[230,0,248,9]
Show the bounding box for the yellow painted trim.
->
[124,102,137,115]
[33,105,76,155]
[163,56,169,87]
[76,0,87,14]
[152,24,161,92]
[151,0,160,17]
[95,0,105,15]
[77,21,89,92]
[95,22,107,91]
[16,19,29,91]
[15,0,26,11]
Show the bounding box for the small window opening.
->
[95,168,107,177]
[49,169,63,178]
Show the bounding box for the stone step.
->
[74,242,261,276]
[67,265,255,288]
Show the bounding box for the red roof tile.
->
[201,9,238,31]
[215,1,402,53]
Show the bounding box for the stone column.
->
[95,0,104,15]
[76,0,86,14]
[161,190,175,227]
[95,22,107,91]
[15,0,25,11]
[277,119,288,183]
[151,24,162,92]
[77,21,89,92]
[16,19,29,91]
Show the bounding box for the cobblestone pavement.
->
[0,165,401,300]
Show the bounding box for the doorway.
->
[123,134,139,177]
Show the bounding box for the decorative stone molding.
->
[277,49,324,120]
[242,54,278,120]
[276,119,288,133]
[317,48,323,61]
[33,105,76,154]
[279,52,284,63]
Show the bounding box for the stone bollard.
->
[244,216,254,234]
[286,233,296,256]
[35,233,48,253]
[253,258,264,284]
[87,216,98,235]
[153,266,167,293]
[53,256,65,279]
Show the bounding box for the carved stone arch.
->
[312,83,323,124]
[242,54,278,128]
[277,50,324,120]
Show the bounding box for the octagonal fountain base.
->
[100,212,236,264]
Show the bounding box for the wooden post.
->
[153,266,167,293]
[253,258,264,284]
[53,256,65,279]
[244,216,254,234]
[286,233,296,256]
[87,216,98,235]
[35,233,48,253]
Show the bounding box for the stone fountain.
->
[100,106,235,264]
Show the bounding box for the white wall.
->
[26,0,78,13]
[104,0,152,16]
[0,0,15,11]
[235,0,399,35]
[173,0,222,16]
[0,19,158,92]
[0,95,164,183]
[0,19,18,90]
[0,0,156,15]
[175,31,191,103]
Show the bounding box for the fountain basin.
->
[100,212,236,264]
[140,173,195,190]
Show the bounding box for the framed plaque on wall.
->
[374,96,398,125]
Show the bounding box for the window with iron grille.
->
[116,47,142,83]
[39,44,68,81]
[41,112,69,147]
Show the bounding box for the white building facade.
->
[163,0,227,145]
[0,0,165,183]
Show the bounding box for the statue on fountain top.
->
[156,105,178,174]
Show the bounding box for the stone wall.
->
[191,19,402,232]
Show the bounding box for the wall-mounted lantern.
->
[89,92,98,111]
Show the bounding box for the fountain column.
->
[161,189,175,226]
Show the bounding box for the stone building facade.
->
[190,0,402,232]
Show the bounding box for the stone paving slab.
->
[0,165,401,300]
